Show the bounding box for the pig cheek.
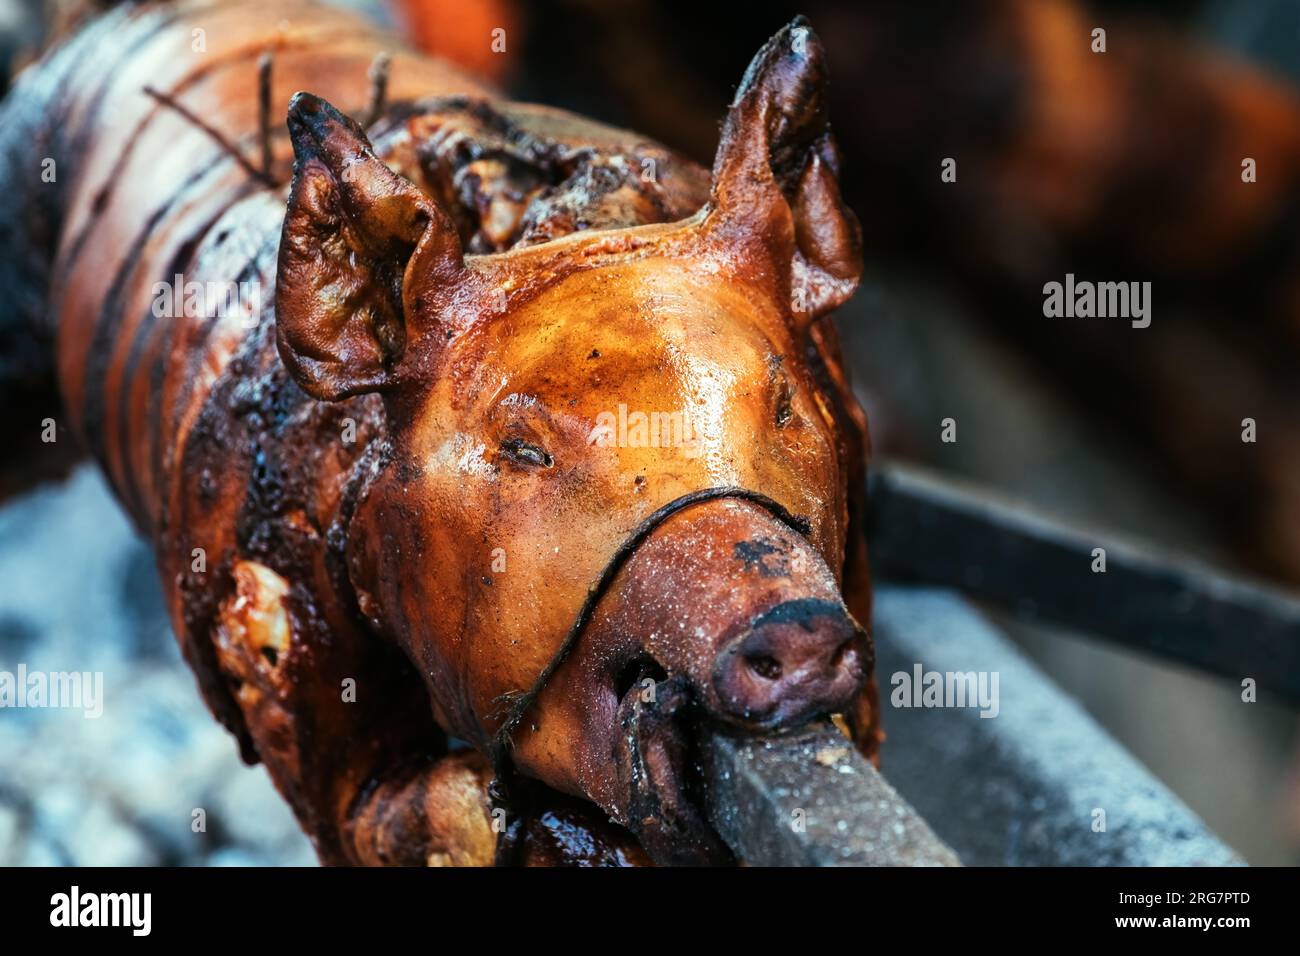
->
[356,455,500,744]
[369,490,481,737]
[510,624,647,813]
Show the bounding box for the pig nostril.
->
[745,654,782,681]
[829,639,852,671]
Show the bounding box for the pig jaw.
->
[510,498,870,865]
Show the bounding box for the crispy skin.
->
[6,1,871,863]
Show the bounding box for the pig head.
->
[273,19,870,864]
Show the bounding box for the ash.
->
[0,466,314,866]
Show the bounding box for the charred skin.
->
[2,1,875,864]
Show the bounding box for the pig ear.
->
[707,18,862,326]
[275,93,463,401]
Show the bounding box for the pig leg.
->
[210,558,473,863]
[349,750,651,867]
[209,558,644,865]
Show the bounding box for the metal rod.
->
[704,722,961,866]
[867,461,1300,705]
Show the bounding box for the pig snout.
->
[711,598,867,728]
[520,497,871,863]
[589,497,870,731]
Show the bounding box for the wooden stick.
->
[258,52,274,179]
[364,51,391,129]
[143,85,277,187]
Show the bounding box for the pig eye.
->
[500,437,554,469]
[767,355,796,429]
[774,377,795,428]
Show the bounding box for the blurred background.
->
[1,0,1298,864]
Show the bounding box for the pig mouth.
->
[608,627,866,864]
[612,662,735,866]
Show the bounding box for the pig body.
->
[0,0,876,864]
